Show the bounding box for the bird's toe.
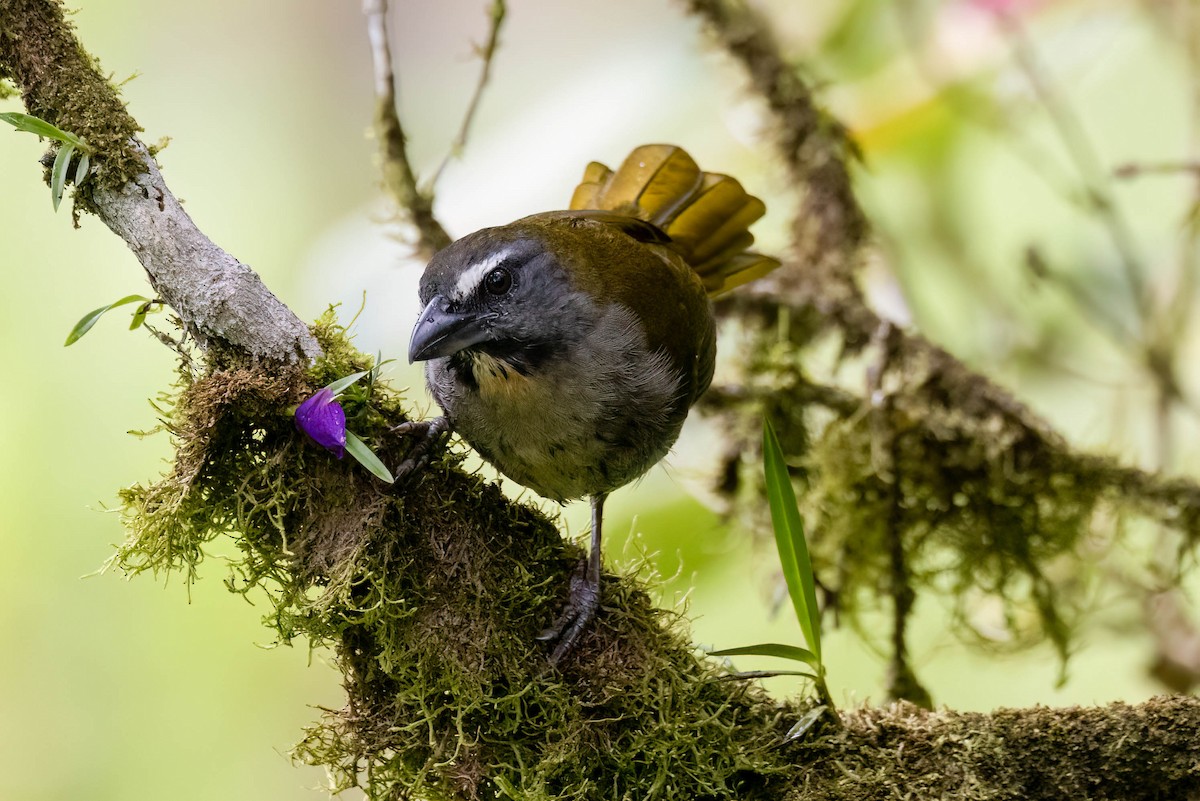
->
[537,558,600,666]
[391,416,451,481]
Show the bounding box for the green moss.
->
[726,331,1125,689]
[789,698,1200,801]
[0,0,146,200]
[114,313,792,800]
[806,406,1084,664]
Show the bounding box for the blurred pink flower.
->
[966,0,1043,16]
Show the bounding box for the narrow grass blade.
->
[64,294,150,345]
[325,369,371,396]
[763,418,822,662]
[710,642,820,669]
[345,431,395,483]
[717,670,818,681]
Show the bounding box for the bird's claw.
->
[536,556,600,666]
[391,416,451,481]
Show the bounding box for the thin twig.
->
[1159,0,1200,370]
[996,10,1150,325]
[1023,245,1141,348]
[996,12,1193,432]
[892,0,1081,207]
[427,0,507,191]
[1114,161,1200,179]
[362,0,452,259]
[1141,0,1200,691]
[684,0,869,294]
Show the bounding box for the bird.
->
[405,144,780,664]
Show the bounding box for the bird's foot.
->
[536,557,600,666]
[390,416,451,481]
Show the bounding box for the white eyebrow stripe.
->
[451,248,515,300]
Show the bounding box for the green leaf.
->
[763,418,822,662]
[50,142,74,211]
[369,357,395,382]
[0,112,89,150]
[783,705,827,744]
[345,430,395,483]
[129,300,158,330]
[74,151,90,187]
[64,294,150,345]
[724,669,818,681]
[325,369,371,397]
[709,642,820,669]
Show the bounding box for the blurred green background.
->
[1,0,1194,798]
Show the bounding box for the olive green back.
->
[568,144,780,297]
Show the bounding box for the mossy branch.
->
[687,0,1200,687]
[111,322,1200,800]
[0,0,320,363]
[5,0,1200,798]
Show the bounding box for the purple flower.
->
[294,387,346,458]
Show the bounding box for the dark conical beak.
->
[408,296,494,363]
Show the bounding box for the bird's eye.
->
[484,266,513,296]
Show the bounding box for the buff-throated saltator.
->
[407,144,780,664]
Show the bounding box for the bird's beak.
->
[408,296,493,363]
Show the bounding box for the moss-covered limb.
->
[117,322,795,800]
[0,0,321,364]
[116,322,1200,800]
[691,0,1200,549]
[704,324,1200,686]
[0,0,143,186]
[680,0,1200,683]
[797,696,1200,801]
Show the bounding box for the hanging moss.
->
[723,328,1154,686]
[806,403,1087,662]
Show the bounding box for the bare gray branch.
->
[90,147,321,363]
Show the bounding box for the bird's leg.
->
[390,416,451,481]
[538,492,606,665]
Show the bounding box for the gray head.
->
[408,224,591,373]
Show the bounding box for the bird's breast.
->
[425,303,691,502]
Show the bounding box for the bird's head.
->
[408,222,591,370]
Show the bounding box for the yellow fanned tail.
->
[699,253,781,296]
[569,162,613,210]
[569,144,780,297]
